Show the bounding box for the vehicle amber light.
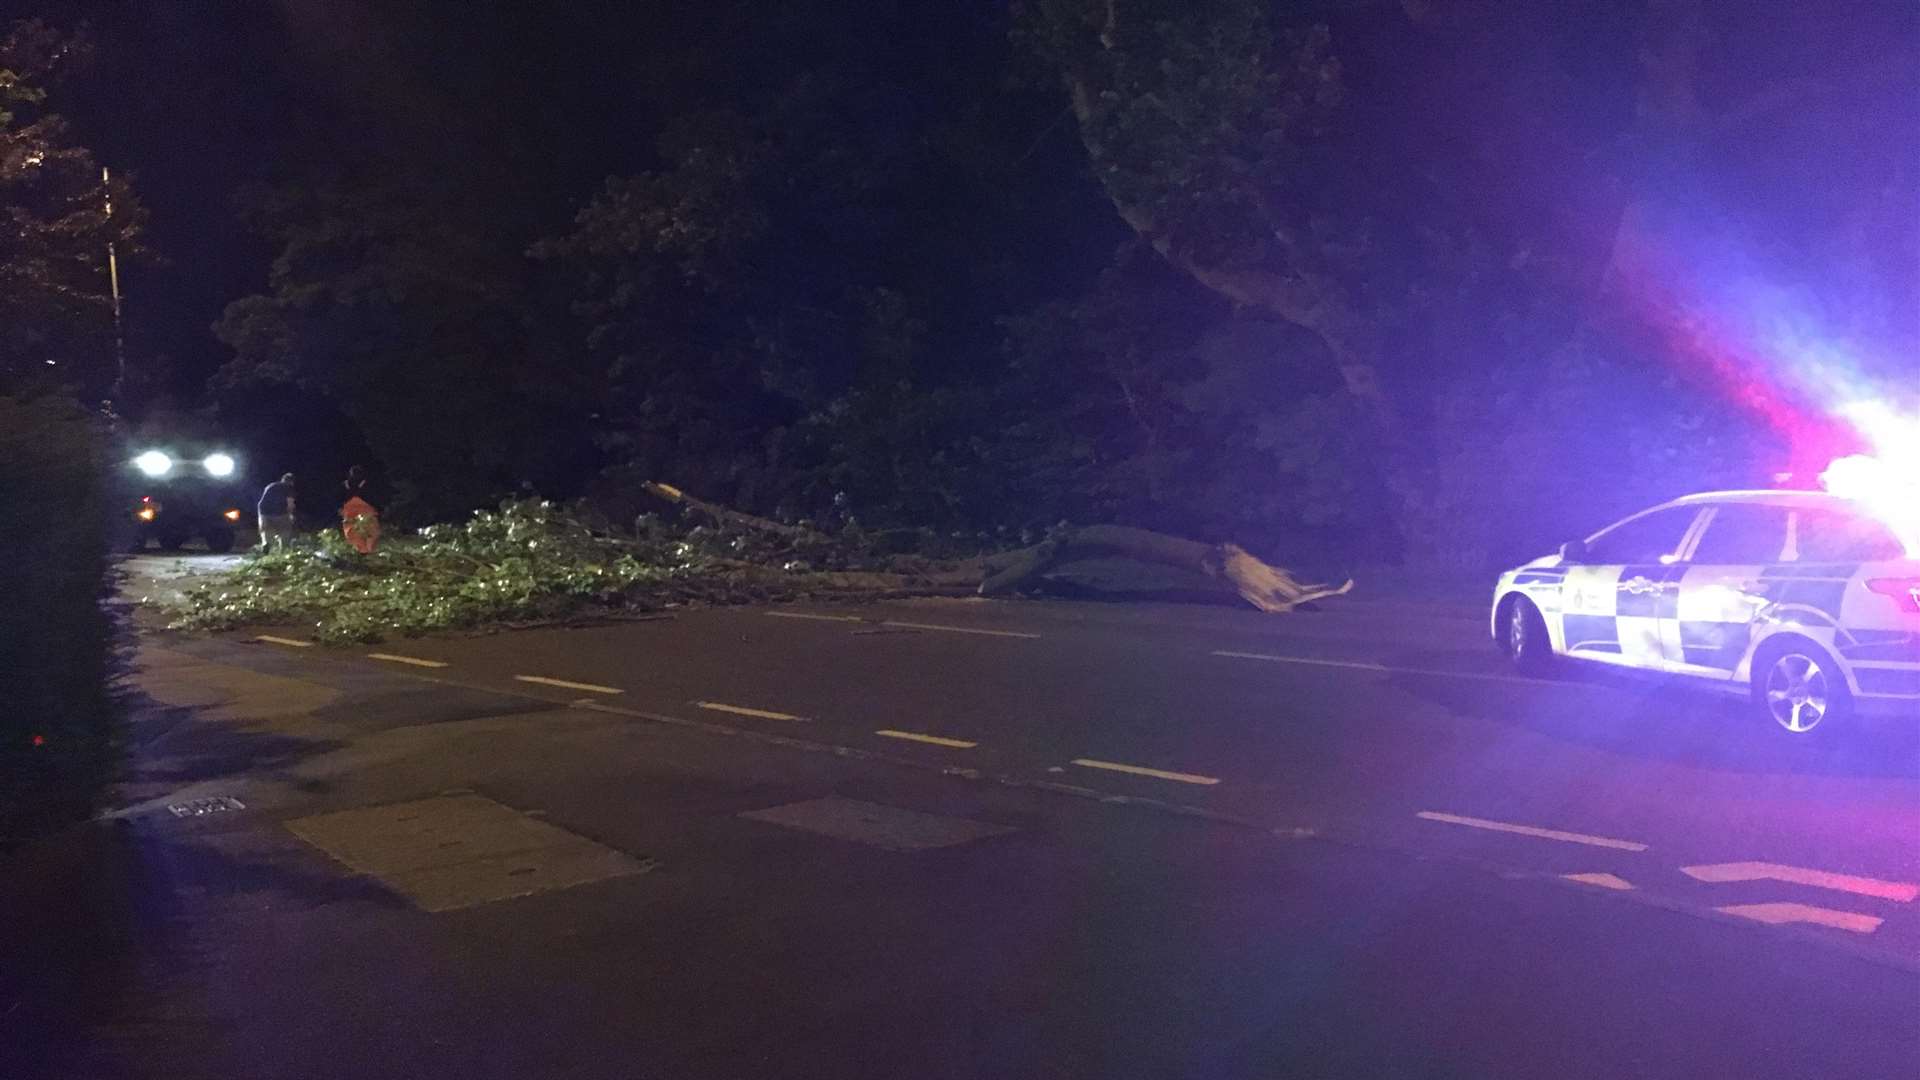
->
[1866,578,1920,615]
[137,507,156,521]
[224,508,242,521]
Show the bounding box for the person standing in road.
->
[341,464,382,554]
[257,473,297,551]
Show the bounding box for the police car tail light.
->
[1865,578,1920,615]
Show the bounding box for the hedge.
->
[0,394,122,846]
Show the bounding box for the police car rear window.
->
[1790,509,1904,562]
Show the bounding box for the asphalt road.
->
[9,575,1919,1079]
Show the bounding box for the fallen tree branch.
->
[641,481,826,540]
[978,524,1352,613]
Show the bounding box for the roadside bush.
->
[0,395,122,847]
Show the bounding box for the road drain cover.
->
[168,796,246,817]
[740,796,1015,851]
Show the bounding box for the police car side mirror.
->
[1558,539,1588,564]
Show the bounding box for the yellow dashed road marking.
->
[1680,862,1919,903]
[1716,902,1883,934]
[514,675,623,695]
[254,635,314,648]
[1562,872,1635,891]
[695,701,806,722]
[368,653,449,669]
[1416,811,1649,852]
[881,620,1040,640]
[1071,758,1220,786]
[875,729,977,749]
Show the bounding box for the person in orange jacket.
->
[340,465,382,553]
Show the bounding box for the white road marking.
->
[1562,872,1636,891]
[875,729,977,749]
[695,701,807,722]
[254,635,314,648]
[1212,650,1560,687]
[766,610,863,623]
[1680,862,1919,903]
[881,620,1040,640]
[1716,902,1883,934]
[513,675,623,695]
[368,653,448,669]
[1070,758,1220,786]
[1416,810,1649,852]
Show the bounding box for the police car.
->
[1493,491,1920,733]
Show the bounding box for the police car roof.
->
[1663,490,1859,508]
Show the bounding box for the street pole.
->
[104,165,125,401]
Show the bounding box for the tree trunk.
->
[1060,74,1387,412]
[978,524,1352,613]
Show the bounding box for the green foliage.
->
[171,499,936,644]
[0,394,121,845]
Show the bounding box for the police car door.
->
[1668,503,1792,679]
[1560,504,1707,669]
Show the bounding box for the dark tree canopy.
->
[6,0,1910,567]
[0,20,143,399]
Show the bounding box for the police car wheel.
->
[1503,597,1554,673]
[204,528,236,554]
[1752,639,1851,735]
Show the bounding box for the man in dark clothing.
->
[257,473,296,551]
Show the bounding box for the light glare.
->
[1820,453,1920,556]
[203,453,236,477]
[133,451,172,477]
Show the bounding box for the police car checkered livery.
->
[1493,491,1920,734]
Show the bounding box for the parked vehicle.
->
[1493,490,1919,734]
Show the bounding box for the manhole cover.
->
[739,796,1015,851]
[168,796,246,817]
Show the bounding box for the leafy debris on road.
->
[170,500,981,643]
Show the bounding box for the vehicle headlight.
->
[133,451,172,477]
[202,452,236,477]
